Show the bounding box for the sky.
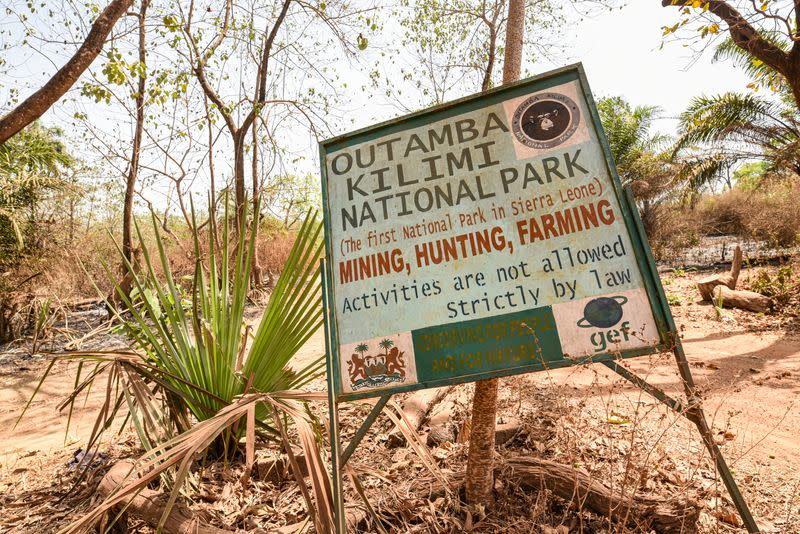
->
[1,0,756,205]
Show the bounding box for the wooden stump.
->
[697,244,742,301]
[712,286,771,313]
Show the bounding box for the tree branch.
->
[0,0,134,144]
[662,0,791,76]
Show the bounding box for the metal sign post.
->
[318,64,758,532]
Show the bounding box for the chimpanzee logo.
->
[512,92,580,149]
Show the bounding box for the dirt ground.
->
[1,267,799,533]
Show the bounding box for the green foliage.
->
[598,95,726,200]
[749,265,795,307]
[597,96,669,184]
[713,289,724,319]
[0,122,73,259]
[677,92,800,181]
[114,200,324,437]
[390,0,569,106]
[20,199,326,459]
[733,161,769,191]
[262,173,323,228]
[679,92,787,146]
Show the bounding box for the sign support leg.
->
[619,185,758,532]
[602,350,758,532]
[322,259,347,533]
[327,392,346,533]
[671,341,758,532]
[341,395,391,466]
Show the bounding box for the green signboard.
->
[319,63,673,402]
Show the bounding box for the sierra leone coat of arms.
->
[346,339,407,391]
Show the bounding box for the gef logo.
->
[576,296,632,353]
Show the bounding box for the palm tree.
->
[379,338,394,355]
[673,34,800,187]
[355,342,369,356]
[598,97,726,235]
[597,96,668,182]
[676,92,800,178]
[0,122,73,254]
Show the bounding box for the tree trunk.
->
[233,132,247,232]
[0,0,134,144]
[251,120,263,287]
[465,0,525,508]
[789,73,800,114]
[120,0,149,301]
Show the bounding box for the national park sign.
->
[319,64,674,401]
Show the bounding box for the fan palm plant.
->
[19,198,325,459]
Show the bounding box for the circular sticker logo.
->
[512,92,580,149]
[577,296,628,329]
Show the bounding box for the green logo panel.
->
[412,307,563,384]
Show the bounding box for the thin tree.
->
[465,0,524,508]
[180,0,291,232]
[0,0,134,144]
[120,0,151,300]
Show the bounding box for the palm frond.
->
[713,36,790,94]
[676,92,790,149]
[57,392,334,534]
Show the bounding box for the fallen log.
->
[697,245,742,301]
[505,457,700,533]
[388,386,453,447]
[97,461,235,534]
[414,457,700,533]
[712,285,771,313]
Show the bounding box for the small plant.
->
[713,289,725,319]
[30,297,53,355]
[748,265,795,307]
[667,293,682,306]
